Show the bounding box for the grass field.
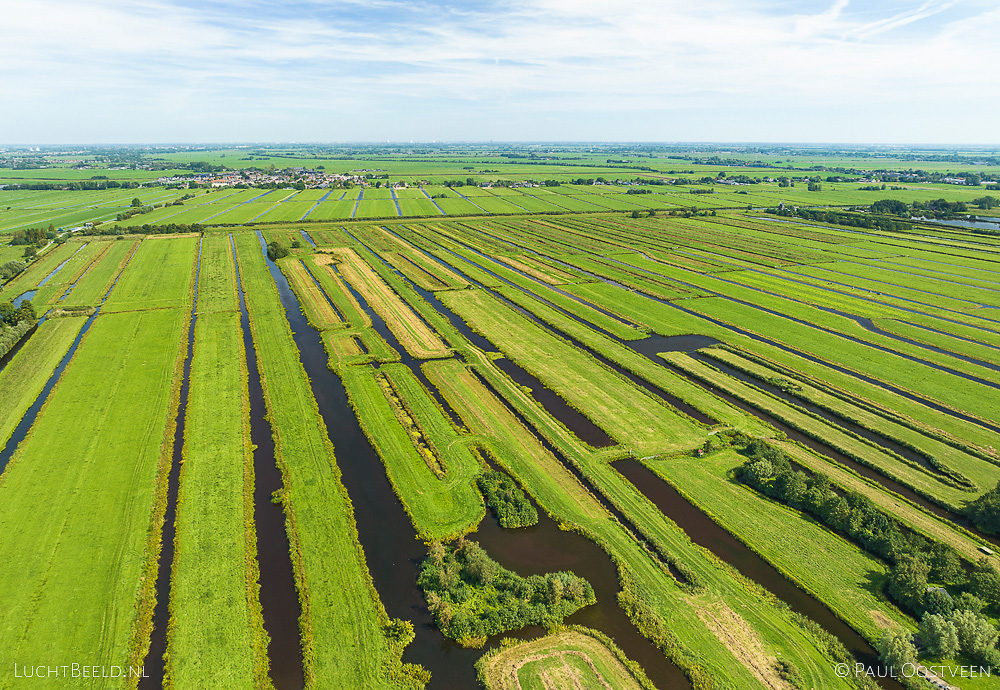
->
[0,307,187,687]
[328,246,450,359]
[425,358,854,689]
[233,233,412,688]
[341,363,485,540]
[168,309,267,688]
[6,190,1000,688]
[477,630,649,690]
[0,316,87,448]
[103,235,198,313]
[438,288,703,455]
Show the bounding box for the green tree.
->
[948,609,999,658]
[966,482,1000,535]
[131,198,142,207]
[877,627,916,674]
[920,613,959,658]
[745,459,773,486]
[888,554,930,611]
[970,559,1000,609]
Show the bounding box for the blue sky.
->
[1,0,997,144]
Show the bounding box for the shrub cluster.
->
[476,470,538,528]
[0,261,26,281]
[0,299,37,359]
[419,539,594,643]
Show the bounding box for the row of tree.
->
[768,205,913,233]
[80,222,204,236]
[738,442,982,611]
[0,300,37,359]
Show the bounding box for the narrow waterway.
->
[139,237,202,689]
[615,459,904,690]
[238,236,306,690]
[254,233,693,689]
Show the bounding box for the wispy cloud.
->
[0,0,997,143]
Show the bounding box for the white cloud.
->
[0,0,997,142]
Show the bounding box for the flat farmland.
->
[6,190,1000,690]
[103,235,197,312]
[0,308,187,684]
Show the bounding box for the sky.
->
[1,0,998,144]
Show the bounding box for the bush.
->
[476,470,538,528]
[919,613,959,658]
[965,481,1000,535]
[419,539,594,641]
[267,241,289,261]
[0,261,25,280]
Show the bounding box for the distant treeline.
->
[1,180,142,191]
[79,223,204,236]
[766,205,913,232]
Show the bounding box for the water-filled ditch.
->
[615,459,903,689]
[139,237,203,689]
[240,236,307,689]
[254,232,692,689]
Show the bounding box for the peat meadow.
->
[3,144,1000,690]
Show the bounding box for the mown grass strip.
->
[167,308,268,687]
[0,316,86,448]
[233,233,411,689]
[0,308,188,686]
[321,247,449,358]
[195,234,239,314]
[340,363,484,540]
[438,288,703,455]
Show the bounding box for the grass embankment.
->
[370,226,468,291]
[643,450,911,642]
[103,235,199,313]
[678,295,1000,427]
[0,315,86,448]
[233,234,416,689]
[438,288,703,455]
[425,358,855,690]
[660,351,978,510]
[396,226,768,435]
[322,246,450,359]
[477,630,650,690]
[340,362,484,540]
[701,347,1000,496]
[476,225,1000,453]
[280,257,345,331]
[167,237,266,687]
[0,308,188,688]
